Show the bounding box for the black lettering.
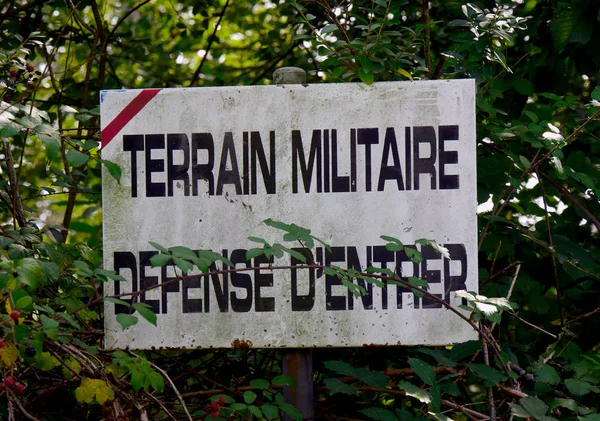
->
[395,246,420,309]
[161,264,179,314]
[291,248,315,311]
[251,131,276,194]
[439,125,459,190]
[405,127,412,190]
[292,130,322,193]
[204,258,229,313]
[167,133,190,196]
[413,126,437,190]
[191,133,215,196]
[372,245,394,310]
[351,129,357,192]
[346,246,372,310]
[444,244,467,302]
[145,134,166,197]
[421,245,442,308]
[323,129,330,192]
[216,132,242,195]
[243,132,249,195]
[139,251,160,313]
[325,246,346,310]
[377,127,404,191]
[254,254,275,311]
[183,275,202,313]
[357,128,379,191]
[123,135,144,198]
[331,129,350,192]
[230,249,252,312]
[113,252,137,314]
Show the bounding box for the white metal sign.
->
[101,80,477,349]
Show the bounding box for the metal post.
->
[273,67,313,420]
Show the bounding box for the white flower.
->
[548,122,560,133]
[542,132,564,141]
[475,302,498,315]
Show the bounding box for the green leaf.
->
[58,313,81,329]
[549,398,578,412]
[448,19,470,27]
[272,374,296,387]
[324,360,357,377]
[417,348,457,367]
[521,396,549,418]
[468,363,507,385]
[565,378,595,396]
[321,24,337,34]
[130,368,146,391]
[407,358,436,385]
[66,148,89,167]
[150,253,171,267]
[173,257,194,273]
[324,378,358,395]
[533,362,561,385]
[550,9,579,52]
[0,121,21,137]
[169,246,198,260]
[354,368,390,389]
[360,407,400,421]
[514,78,534,95]
[592,86,600,102]
[247,405,261,418]
[246,248,266,260]
[397,381,431,403]
[358,67,374,85]
[449,340,481,361]
[243,390,257,404]
[39,133,61,160]
[278,402,302,421]
[102,160,122,183]
[404,248,422,264]
[147,371,164,393]
[94,268,125,281]
[116,313,138,329]
[133,303,157,326]
[250,379,270,389]
[36,351,61,371]
[15,295,33,311]
[104,297,132,308]
[260,404,279,421]
[149,241,169,253]
[40,314,59,329]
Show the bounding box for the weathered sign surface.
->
[100,80,477,349]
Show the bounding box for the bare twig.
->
[442,400,490,421]
[507,313,557,339]
[9,390,42,421]
[190,0,231,86]
[537,172,564,326]
[481,324,496,421]
[422,0,431,76]
[539,171,600,232]
[148,360,193,421]
[1,138,25,227]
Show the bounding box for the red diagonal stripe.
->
[101,88,162,149]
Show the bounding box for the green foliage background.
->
[0,0,600,420]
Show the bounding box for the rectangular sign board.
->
[101,80,477,349]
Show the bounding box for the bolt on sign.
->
[100,80,477,349]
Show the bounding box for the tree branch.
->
[189,0,231,86]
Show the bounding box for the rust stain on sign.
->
[231,339,253,349]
